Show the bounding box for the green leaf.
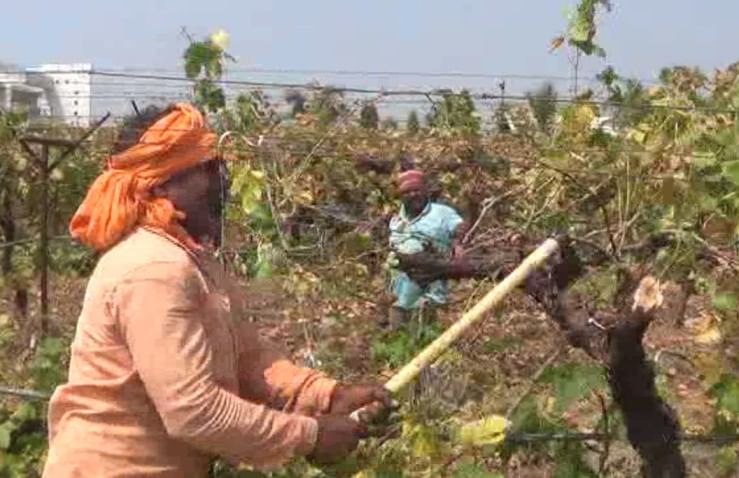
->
[697,192,719,212]
[540,362,606,414]
[457,415,509,447]
[40,337,65,357]
[554,457,598,478]
[453,462,503,478]
[0,421,17,450]
[721,160,739,186]
[692,151,718,169]
[718,446,738,476]
[713,292,738,311]
[254,256,273,279]
[592,45,607,58]
[11,402,37,422]
[710,374,739,415]
[568,17,591,44]
[183,42,212,78]
[247,202,276,235]
[373,470,407,478]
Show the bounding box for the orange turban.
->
[69,102,217,251]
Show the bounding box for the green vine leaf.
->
[0,421,17,450]
[712,292,738,311]
[540,362,606,414]
[452,462,503,478]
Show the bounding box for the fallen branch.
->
[394,251,509,285]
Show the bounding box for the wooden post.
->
[16,112,110,337]
[39,144,49,334]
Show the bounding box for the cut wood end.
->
[632,276,664,313]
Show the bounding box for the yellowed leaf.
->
[628,128,647,144]
[549,36,566,52]
[695,326,722,345]
[686,311,716,335]
[458,415,509,447]
[352,472,374,478]
[295,189,314,205]
[544,395,557,414]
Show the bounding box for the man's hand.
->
[308,415,369,465]
[451,219,471,257]
[452,242,466,259]
[329,383,393,419]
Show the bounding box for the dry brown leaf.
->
[549,36,566,52]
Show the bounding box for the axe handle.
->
[350,238,560,423]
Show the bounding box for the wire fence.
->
[0,381,737,447]
[4,68,737,121]
[1,66,660,84]
[2,70,738,458]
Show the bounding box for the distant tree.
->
[307,87,347,126]
[359,102,379,129]
[526,82,558,132]
[426,89,480,135]
[406,110,420,135]
[285,89,307,117]
[381,117,398,130]
[227,91,276,132]
[597,66,649,128]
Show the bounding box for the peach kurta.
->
[42,228,336,477]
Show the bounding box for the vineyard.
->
[1,5,739,477]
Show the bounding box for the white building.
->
[25,63,93,126]
[1,62,192,127]
[0,62,45,117]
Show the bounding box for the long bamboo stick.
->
[351,237,560,422]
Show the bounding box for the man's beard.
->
[403,196,427,218]
[183,208,223,249]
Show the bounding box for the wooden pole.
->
[16,113,110,337]
[351,238,560,422]
[39,144,49,335]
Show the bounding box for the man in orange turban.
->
[43,103,390,477]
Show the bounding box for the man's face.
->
[159,159,229,247]
[401,189,428,218]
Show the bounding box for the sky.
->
[2,0,738,96]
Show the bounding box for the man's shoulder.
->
[108,228,192,261]
[429,202,462,218]
[93,228,200,285]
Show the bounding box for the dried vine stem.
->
[525,245,687,478]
